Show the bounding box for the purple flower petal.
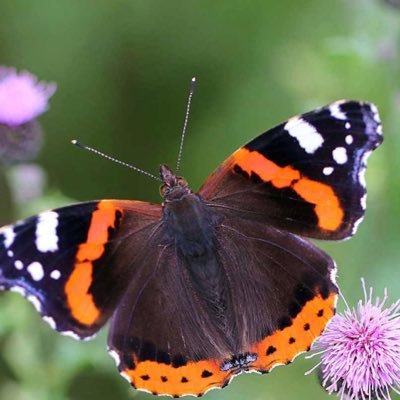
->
[0,67,56,126]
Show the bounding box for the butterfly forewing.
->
[0,200,161,339]
[199,101,382,240]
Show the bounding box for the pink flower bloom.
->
[308,279,400,400]
[0,67,56,126]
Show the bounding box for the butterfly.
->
[0,95,382,397]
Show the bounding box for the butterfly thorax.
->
[162,190,215,260]
[160,165,218,265]
[159,164,191,202]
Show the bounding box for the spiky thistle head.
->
[307,279,400,400]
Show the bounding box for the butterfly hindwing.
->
[0,200,161,339]
[199,101,382,239]
[108,201,337,397]
[214,208,337,372]
[107,231,233,397]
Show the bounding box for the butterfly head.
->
[160,164,191,202]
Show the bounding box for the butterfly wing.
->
[107,205,337,397]
[107,235,234,397]
[213,209,337,374]
[199,101,382,239]
[0,200,161,339]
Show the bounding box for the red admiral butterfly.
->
[0,84,382,396]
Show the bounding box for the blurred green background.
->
[0,0,399,399]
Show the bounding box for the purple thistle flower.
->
[0,67,56,163]
[0,67,56,126]
[307,279,400,400]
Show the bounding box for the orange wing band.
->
[249,292,336,371]
[122,359,229,397]
[232,148,344,231]
[119,291,336,397]
[65,201,122,326]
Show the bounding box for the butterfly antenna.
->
[176,77,196,173]
[71,140,162,181]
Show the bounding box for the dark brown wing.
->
[107,232,234,397]
[199,101,382,240]
[107,206,337,397]
[0,200,161,339]
[213,208,337,358]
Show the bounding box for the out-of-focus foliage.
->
[0,0,399,399]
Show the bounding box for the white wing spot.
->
[330,102,347,120]
[27,261,44,281]
[83,332,98,342]
[345,135,353,145]
[43,316,57,329]
[323,167,334,176]
[50,270,61,280]
[27,295,42,312]
[345,122,351,129]
[330,260,338,286]
[361,193,367,210]
[10,286,26,296]
[7,250,14,257]
[370,103,381,124]
[109,350,121,367]
[284,117,324,154]
[36,211,59,253]
[1,226,15,248]
[14,260,24,270]
[332,147,348,164]
[120,372,131,383]
[359,150,372,188]
[359,166,367,188]
[61,330,81,340]
[352,217,364,235]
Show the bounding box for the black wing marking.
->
[199,101,382,239]
[0,200,161,339]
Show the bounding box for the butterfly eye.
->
[159,184,168,197]
[177,177,188,186]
